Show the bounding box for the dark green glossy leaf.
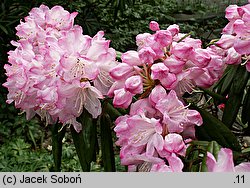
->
[51,123,66,172]
[100,113,116,172]
[242,86,250,124]
[195,107,241,151]
[220,65,238,95]
[222,65,250,128]
[70,109,97,172]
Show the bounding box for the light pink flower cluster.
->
[216,2,250,71]
[114,85,203,172]
[109,21,233,171]
[207,148,250,172]
[3,5,117,132]
[108,21,226,109]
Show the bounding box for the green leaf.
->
[51,123,66,172]
[103,101,122,121]
[220,65,238,95]
[100,113,116,172]
[242,147,250,153]
[70,109,97,171]
[207,141,221,161]
[242,86,250,124]
[195,107,241,151]
[222,65,250,128]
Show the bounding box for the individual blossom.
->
[3,5,117,132]
[114,85,203,172]
[206,148,250,172]
[216,2,250,71]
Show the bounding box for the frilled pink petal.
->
[114,115,130,146]
[138,47,156,65]
[216,34,235,49]
[136,33,152,48]
[225,5,241,21]
[121,50,142,66]
[163,133,186,156]
[121,149,163,166]
[82,84,102,117]
[151,163,173,172]
[113,88,133,108]
[167,154,184,172]
[64,117,82,132]
[187,109,203,126]
[146,133,164,156]
[206,152,217,172]
[167,24,180,37]
[125,75,143,94]
[86,38,110,60]
[154,30,172,47]
[171,42,193,59]
[149,85,167,106]
[163,56,185,74]
[235,163,250,172]
[207,148,235,172]
[109,63,134,80]
[189,48,211,68]
[234,37,250,55]
[107,80,125,97]
[225,47,242,65]
[233,19,247,36]
[149,21,160,31]
[130,98,157,118]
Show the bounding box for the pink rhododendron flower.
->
[216,2,250,71]
[206,148,250,172]
[3,5,117,132]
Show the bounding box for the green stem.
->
[200,88,227,103]
[51,123,66,172]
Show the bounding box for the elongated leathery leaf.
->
[70,109,97,171]
[242,86,250,124]
[222,65,250,128]
[220,65,238,95]
[100,113,116,172]
[195,107,241,151]
[51,123,66,172]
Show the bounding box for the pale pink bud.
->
[151,63,177,89]
[149,21,160,31]
[167,24,180,37]
[109,63,134,80]
[138,47,156,64]
[216,34,235,49]
[225,5,240,21]
[163,56,185,74]
[171,42,193,59]
[225,47,241,65]
[154,30,172,47]
[149,85,167,106]
[189,48,211,68]
[125,75,143,94]
[113,88,133,108]
[121,50,142,66]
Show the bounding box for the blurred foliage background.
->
[0,0,248,171]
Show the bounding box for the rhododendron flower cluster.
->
[114,85,203,171]
[108,21,226,109]
[216,2,250,71]
[2,5,117,132]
